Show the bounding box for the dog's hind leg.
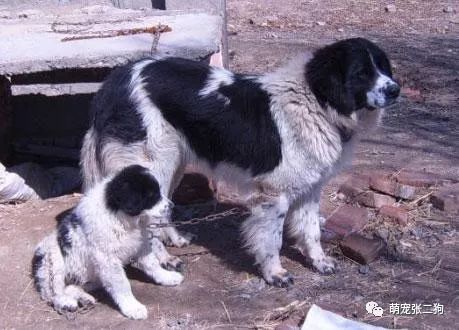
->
[286,189,336,275]
[241,194,292,288]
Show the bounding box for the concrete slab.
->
[0,9,222,76]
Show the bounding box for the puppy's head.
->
[105,165,169,217]
[306,38,400,116]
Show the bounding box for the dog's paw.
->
[266,270,294,288]
[119,299,148,320]
[77,292,96,308]
[53,295,79,314]
[166,231,195,248]
[156,270,184,286]
[313,256,337,275]
[161,256,185,273]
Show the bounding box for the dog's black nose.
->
[385,84,400,99]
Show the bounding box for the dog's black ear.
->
[306,42,356,116]
[105,165,160,216]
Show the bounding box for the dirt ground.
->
[0,1,458,329]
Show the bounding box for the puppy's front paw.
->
[119,299,148,320]
[156,270,184,286]
[78,292,96,309]
[53,295,79,314]
[313,256,337,275]
[161,256,185,273]
[266,270,294,288]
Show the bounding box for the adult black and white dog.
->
[32,165,182,319]
[80,38,400,287]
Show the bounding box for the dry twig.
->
[60,24,171,42]
[220,301,232,323]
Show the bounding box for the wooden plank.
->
[0,76,12,163]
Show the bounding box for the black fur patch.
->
[105,165,161,216]
[89,64,147,162]
[306,38,393,116]
[142,58,283,176]
[57,211,80,256]
[31,251,44,290]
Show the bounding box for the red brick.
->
[430,183,459,214]
[402,87,424,102]
[395,171,442,188]
[324,205,369,238]
[355,191,395,208]
[340,233,385,264]
[172,173,214,205]
[379,205,409,226]
[338,175,369,199]
[370,176,417,200]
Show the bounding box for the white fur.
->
[33,176,183,319]
[199,67,234,96]
[366,72,395,107]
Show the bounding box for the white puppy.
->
[32,165,183,319]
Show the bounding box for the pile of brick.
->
[324,169,458,265]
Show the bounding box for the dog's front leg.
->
[286,192,336,274]
[241,194,292,287]
[93,254,148,320]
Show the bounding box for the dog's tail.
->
[32,236,65,303]
[80,127,102,192]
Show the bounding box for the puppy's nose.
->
[385,84,400,99]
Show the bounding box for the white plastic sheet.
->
[302,304,389,330]
[0,163,39,203]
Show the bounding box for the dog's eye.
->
[355,69,370,79]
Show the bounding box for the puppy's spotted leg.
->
[241,194,293,288]
[94,254,147,320]
[286,195,336,275]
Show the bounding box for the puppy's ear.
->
[306,43,356,116]
[105,165,160,216]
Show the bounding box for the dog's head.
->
[105,165,171,218]
[306,38,400,116]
